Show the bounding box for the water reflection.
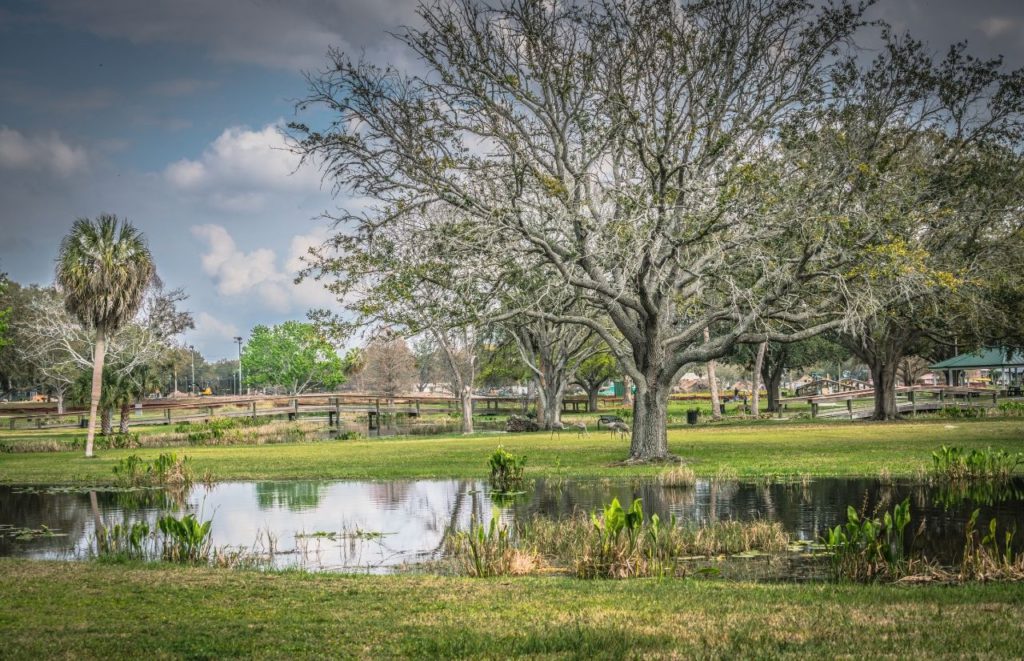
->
[2,477,1023,573]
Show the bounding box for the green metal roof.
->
[930,347,1024,370]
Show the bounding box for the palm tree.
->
[56,215,154,457]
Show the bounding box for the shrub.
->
[997,401,1024,417]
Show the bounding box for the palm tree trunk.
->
[119,402,131,434]
[85,328,106,457]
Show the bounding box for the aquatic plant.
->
[449,507,539,577]
[959,510,1024,581]
[157,513,213,563]
[96,521,152,560]
[111,452,193,488]
[824,498,912,582]
[660,465,696,488]
[931,445,1023,482]
[488,446,526,492]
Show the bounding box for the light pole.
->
[233,336,243,396]
[189,345,196,395]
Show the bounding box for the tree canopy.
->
[242,321,345,395]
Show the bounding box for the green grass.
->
[2,418,1023,485]
[1,560,1022,658]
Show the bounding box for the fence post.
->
[165,408,171,425]
[847,399,853,420]
[811,402,818,418]
[334,397,342,428]
[909,389,916,417]
[251,401,257,421]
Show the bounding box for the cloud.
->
[36,0,422,71]
[191,223,336,314]
[164,123,321,205]
[147,78,218,97]
[977,16,1022,39]
[0,126,88,175]
[190,312,240,342]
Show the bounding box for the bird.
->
[606,420,630,440]
[550,420,589,439]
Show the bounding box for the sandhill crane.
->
[550,420,589,439]
[606,420,630,440]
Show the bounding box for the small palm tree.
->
[56,215,154,457]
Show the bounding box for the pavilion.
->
[930,347,1024,393]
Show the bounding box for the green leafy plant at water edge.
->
[449,507,538,577]
[931,445,1023,482]
[824,498,912,582]
[111,453,194,488]
[959,510,1024,581]
[157,513,213,563]
[488,445,526,492]
[96,521,152,560]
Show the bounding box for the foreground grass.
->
[0,560,1022,658]
[1,418,1022,485]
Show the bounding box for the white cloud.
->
[0,126,87,175]
[164,123,321,206]
[978,16,1021,39]
[191,223,337,314]
[191,312,240,341]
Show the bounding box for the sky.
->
[1,0,1024,359]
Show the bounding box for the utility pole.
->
[233,336,243,396]
[189,345,196,395]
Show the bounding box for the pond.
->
[2,476,1023,576]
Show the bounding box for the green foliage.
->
[96,521,152,560]
[157,513,213,563]
[997,401,1024,417]
[939,406,986,419]
[824,499,912,582]
[111,452,193,488]
[0,272,10,351]
[488,445,526,492]
[959,510,1024,580]
[453,507,519,577]
[55,215,154,332]
[241,321,345,394]
[931,445,1023,482]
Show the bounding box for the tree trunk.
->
[101,406,113,436]
[870,359,900,420]
[537,371,566,429]
[460,385,474,434]
[85,329,106,457]
[533,376,545,426]
[119,402,131,434]
[587,385,600,414]
[705,328,721,420]
[56,390,65,415]
[622,376,633,407]
[629,383,670,461]
[765,366,784,413]
[751,341,767,417]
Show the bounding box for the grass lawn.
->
[0,560,1021,658]
[1,417,1022,485]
